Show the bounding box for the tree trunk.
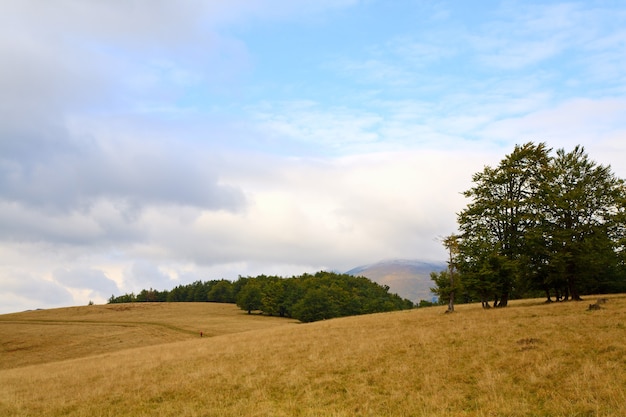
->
[544,288,553,303]
[481,295,491,309]
[496,292,509,307]
[568,278,582,301]
[447,289,455,313]
[445,238,457,313]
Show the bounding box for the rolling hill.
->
[1,297,625,416]
[0,302,298,370]
[346,259,446,303]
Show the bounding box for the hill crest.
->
[345,259,446,302]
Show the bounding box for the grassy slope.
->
[1,298,626,416]
[0,302,298,370]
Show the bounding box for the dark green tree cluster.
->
[108,279,236,304]
[433,142,626,308]
[108,272,413,322]
[235,271,413,322]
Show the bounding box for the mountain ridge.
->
[345,259,446,303]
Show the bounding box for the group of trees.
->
[432,142,626,308]
[109,271,414,322]
[108,279,239,304]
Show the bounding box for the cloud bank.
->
[1,0,625,313]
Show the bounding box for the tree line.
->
[432,142,626,309]
[108,271,414,322]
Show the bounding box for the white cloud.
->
[479,97,626,178]
[0,145,487,314]
[126,149,484,270]
[54,267,120,299]
[1,0,625,314]
[0,273,75,313]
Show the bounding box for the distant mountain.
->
[345,259,447,303]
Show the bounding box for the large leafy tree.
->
[540,146,624,300]
[457,142,550,306]
[453,142,624,306]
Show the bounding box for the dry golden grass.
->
[1,297,626,416]
[0,302,298,370]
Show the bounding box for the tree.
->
[236,281,263,314]
[291,287,338,323]
[456,244,502,308]
[456,142,625,305]
[458,142,550,307]
[540,146,624,300]
[189,281,209,302]
[207,279,234,303]
[430,270,453,306]
[259,277,287,317]
[107,271,414,321]
[442,234,460,312]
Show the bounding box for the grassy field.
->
[1,297,625,416]
[0,302,298,370]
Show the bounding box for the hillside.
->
[0,303,297,370]
[1,297,626,416]
[346,259,446,303]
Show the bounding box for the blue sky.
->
[1,0,625,313]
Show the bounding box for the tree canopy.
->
[108,271,414,322]
[434,142,626,307]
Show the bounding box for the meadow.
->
[1,297,625,416]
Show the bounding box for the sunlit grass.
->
[0,302,297,369]
[1,297,625,416]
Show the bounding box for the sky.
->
[1,0,625,313]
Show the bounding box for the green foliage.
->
[430,271,452,304]
[538,146,625,300]
[109,280,237,304]
[457,142,551,306]
[444,142,626,307]
[236,280,263,314]
[417,299,437,307]
[237,271,413,322]
[107,271,413,322]
[136,288,167,302]
[108,292,137,303]
[207,279,235,303]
